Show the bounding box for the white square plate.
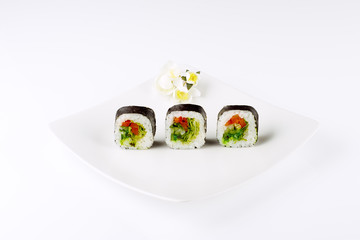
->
[50,75,318,202]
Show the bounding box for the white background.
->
[1,0,360,239]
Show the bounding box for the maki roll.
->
[217,105,258,147]
[165,104,206,149]
[114,106,156,149]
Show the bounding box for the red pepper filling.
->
[121,120,139,135]
[121,120,131,127]
[173,116,188,131]
[225,114,246,128]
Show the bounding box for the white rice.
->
[217,110,257,147]
[114,113,154,150]
[165,111,206,149]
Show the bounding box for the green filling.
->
[119,122,146,148]
[170,118,200,143]
[222,121,249,144]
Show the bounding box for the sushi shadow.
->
[202,138,220,148]
[256,132,275,146]
[205,138,219,146]
[152,140,167,148]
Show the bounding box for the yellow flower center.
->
[188,73,198,84]
[175,90,189,101]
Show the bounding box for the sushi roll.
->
[114,106,156,149]
[165,104,207,149]
[217,105,258,147]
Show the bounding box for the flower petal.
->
[155,61,182,95]
[173,77,189,92]
[159,61,179,75]
[189,87,201,97]
[156,75,174,95]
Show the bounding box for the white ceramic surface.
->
[50,75,318,202]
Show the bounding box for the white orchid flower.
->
[155,61,202,103]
